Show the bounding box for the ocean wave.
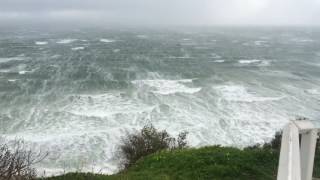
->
[305,89,320,95]
[113,49,120,53]
[210,53,222,59]
[136,35,148,39]
[19,70,33,75]
[71,47,85,51]
[63,93,154,118]
[238,59,271,66]
[132,79,201,95]
[254,40,268,46]
[213,84,284,102]
[35,41,48,45]
[238,59,261,64]
[0,56,26,63]
[100,39,116,43]
[291,38,314,43]
[167,55,192,59]
[213,60,225,63]
[56,39,77,44]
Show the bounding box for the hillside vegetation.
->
[43,130,320,180]
[44,146,280,180]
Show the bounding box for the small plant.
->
[0,139,48,180]
[262,131,282,150]
[119,124,188,169]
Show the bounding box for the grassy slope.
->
[44,146,280,180]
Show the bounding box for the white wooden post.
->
[277,120,319,180]
[277,123,301,180]
[300,129,318,180]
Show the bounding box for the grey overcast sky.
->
[0,0,320,26]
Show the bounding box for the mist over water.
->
[0,26,319,174]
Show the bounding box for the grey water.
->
[0,26,319,174]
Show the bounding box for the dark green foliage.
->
[247,130,320,178]
[262,132,282,150]
[314,133,320,177]
[42,128,320,180]
[43,146,279,180]
[119,124,188,169]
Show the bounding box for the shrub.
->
[246,126,320,177]
[119,124,188,169]
[0,139,48,180]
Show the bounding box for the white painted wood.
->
[277,123,301,180]
[277,120,319,180]
[300,129,318,180]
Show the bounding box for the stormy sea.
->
[0,26,319,175]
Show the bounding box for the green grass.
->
[43,146,280,180]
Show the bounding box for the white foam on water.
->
[50,54,61,59]
[8,79,17,82]
[100,39,116,43]
[305,89,320,95]
[0,56,26,63]
[238,59,271,66]
[238,59,261,64]
[19,70,33,75]
[71,47,85,51]
[291,38,314,43]
[63,93,154,118]
[56,39,77,44]
[113,49,120,53]
[1,80,292,176]
[213,60,225,63]
[167,55,192,59]
[213,84,284,102]
[210,53,222,59]
[132,79,201,95]
[136,35,148,39]
[254,40,268,46]
[35,41,48,45]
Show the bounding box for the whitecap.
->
[0,57,26,63]
[71,47,85,51]
[19,70,32,75]
[210,53,222,59]
[136,35,148,39]
[238,59,271,66]
[35,41,48,45]
[213,85,284,102]
[254,40,268,46]
[64,93,154,118]
[291,38,314,43]
[238,59,262,64]
[132,79,201,95]
[113,49,120,53]
[56,39,77,44]
[213,60,225,63]
[8,79,17,82]
[305,89,320,95]
[100,39,115,43]
[167,55,192,59]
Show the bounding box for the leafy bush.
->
[0,139,47,180]
[119,124,188,169]
[246,129,320,178]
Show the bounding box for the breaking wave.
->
[1,27,319,176]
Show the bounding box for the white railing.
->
[277,120,319,180]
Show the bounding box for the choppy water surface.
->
[0,27,319,174]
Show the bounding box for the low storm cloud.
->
[0,0,319,25]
